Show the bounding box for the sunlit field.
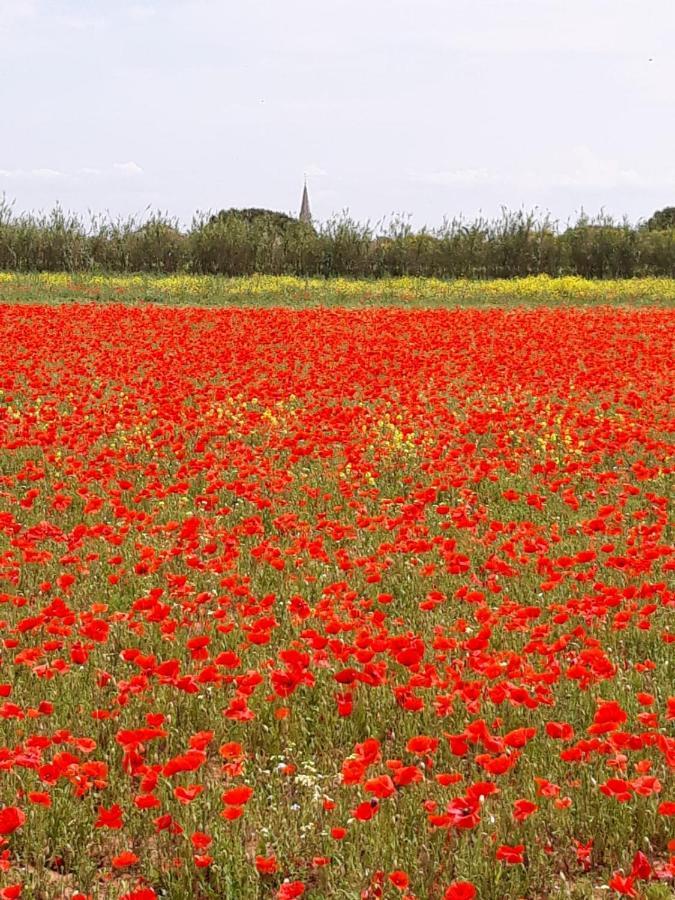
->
[0,297,673,899]
[1,273,675,307]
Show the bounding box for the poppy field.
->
[0,302,673,900]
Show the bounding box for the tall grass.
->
[1,197,674,277]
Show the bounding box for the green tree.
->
[644,206,675,230]
[208,208,300,231]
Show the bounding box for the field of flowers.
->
[2,273,675,308]
[0,299,673,899]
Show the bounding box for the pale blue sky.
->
[1,0,673,227]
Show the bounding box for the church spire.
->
[299,178,311,223]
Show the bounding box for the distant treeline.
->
[1,199,674,278]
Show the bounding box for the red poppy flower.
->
[389,870,409,889]
[0,806,26,835]
[545,721,574,740]
[0,886,23,900]
[446,796,480,830]
[276,882,305,899]
[406,735,439,755]
[630,851,652,880]
[364,775,396,799]
[353,800,379,822]
[94,804,123,830]
[496,844,525,865]
[608,873,638,897]
[221,805,244,821]
[222,785,254,806]
[191,831,212,850]
[112,851,139,868]
[255,855,278,874]
[513,799,538,822]
[174,784,204,804]
[444,882,476,900]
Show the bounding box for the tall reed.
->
[0,197,673,277]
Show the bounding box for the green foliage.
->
[643,887,675,900]
[208,207,299,230]
[1,196,674,277]
[645,206,675,231]
[188,209,318,276]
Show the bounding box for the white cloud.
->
[304,163,327,178]
[410,150,675,193]
[549,146,672,189]
[52,13,106,31]
[31,167,66,179]
[113,161,144,176]
[430,0,673,58]
[0,163,146,181]
[0,0,37,29]
[410,168,497,187]
[0,167,65,179]
[127,4,157,21]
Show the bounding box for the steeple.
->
[299,178,311,223]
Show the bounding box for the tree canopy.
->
[208,208,299,230]
[644,207,675,231]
